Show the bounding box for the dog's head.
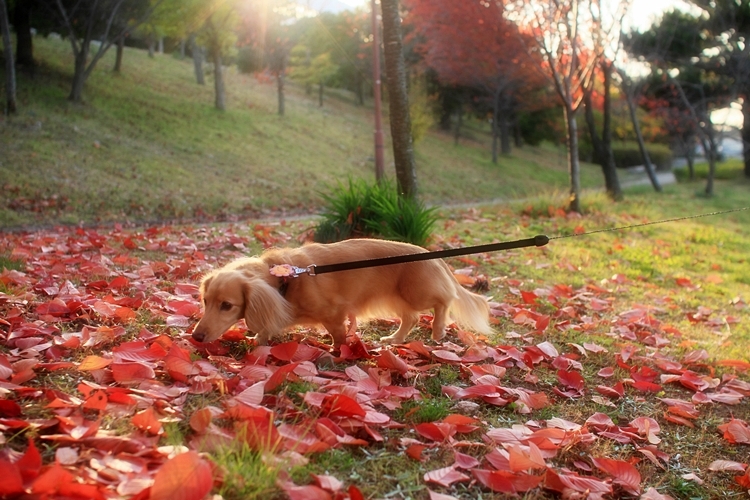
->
[192,267,293,343]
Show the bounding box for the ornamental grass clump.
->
[314,179,438,247]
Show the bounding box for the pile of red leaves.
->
[1,223,749,499]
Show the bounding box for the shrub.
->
[612,143,673,171]
[314,179,438,246]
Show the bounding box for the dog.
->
[191,238,492,347]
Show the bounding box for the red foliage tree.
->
[404,0,549,161]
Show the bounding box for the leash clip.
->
[269,264,312,278]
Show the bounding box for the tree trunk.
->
[679,136,695,180]
[564,105,582,213]
[157,37,163,54]
[491,89,500,164]
[69,45,89,102]
[0,0,16,114]
[380,0,417,198]
[743,91,750,178]
[212,48,225,111]
[113,35,124,73]
[277,71,285,116]
[179,39,186,59]
[190,35,205,85]
[454,105,462,145]
[12,0,33,69]
[148,37,155,58]
[623,83,662,192]
[588,62,623,201]
[500,114,511,155]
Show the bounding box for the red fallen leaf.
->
[596,382,624,399]
[443,414,481,433]
[424,465,470,487]
[631,380,662,393]
[405,443,427,461]
[591,456,641,495]
[415,422,455,442]
[321,394,366,418]
[718,418,750,444]
[108,276,130,289]
[234,381,265,407]
[190,407,213,434]
[708,460,747,472]
[544,468,613,496]
[0,353,13,379]
[630,417,661,444]
[508,442,547,472]
[637,446,669,469]
[264,363,299,392]
[376,350,411,375]
[428,490,460,500]
[150,451,213,500]
[83,390,108,411]
[278,480,332,500]
[573,225,585,235]
[717,359,750,371]
[111,362,156,383]
[131,407,162,435]
[521,290,538,304]
[453,450,480,469]
[473,469,543,493]
[271,341,299,361]
[557,369,585,391]
[30,462,74,495]
[736,468,750,489]
[432,349,463,363]
[0,399,22,417]
[675,277,696,288]
[311,474,343,493]
[641,487,676,499]
[18,437,42,483]
[0,459,23,495]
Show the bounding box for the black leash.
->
[269,207,749,278]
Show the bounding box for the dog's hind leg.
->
[380,311,419,344]
[431,303,449,342]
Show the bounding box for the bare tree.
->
[505,0,628,212]
[47,0,162,102]
[0,0,16,115]
[380,0,417,198]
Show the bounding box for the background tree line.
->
[2,0,748,210]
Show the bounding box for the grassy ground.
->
[0,36,603,229]
[1,165,748,499]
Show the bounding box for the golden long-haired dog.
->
[191,238,492,347]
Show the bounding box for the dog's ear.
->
[241,278,293,338]
[199,275,214,301]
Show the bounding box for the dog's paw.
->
[379,333,406,344]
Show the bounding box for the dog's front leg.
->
[254,331,270,346]
[323,321,348,347]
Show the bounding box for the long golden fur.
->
[191,238,492,346]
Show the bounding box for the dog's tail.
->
[450,284,493,335]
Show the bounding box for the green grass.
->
[1,36,603,228]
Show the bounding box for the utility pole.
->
[371,0,385,181]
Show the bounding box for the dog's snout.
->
[192,330,206,342]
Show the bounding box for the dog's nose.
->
[192,331,206,342]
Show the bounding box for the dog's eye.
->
[220,301,233,311]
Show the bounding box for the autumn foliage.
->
[1,218,749,499]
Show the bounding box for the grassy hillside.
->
[1,36,605,228]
